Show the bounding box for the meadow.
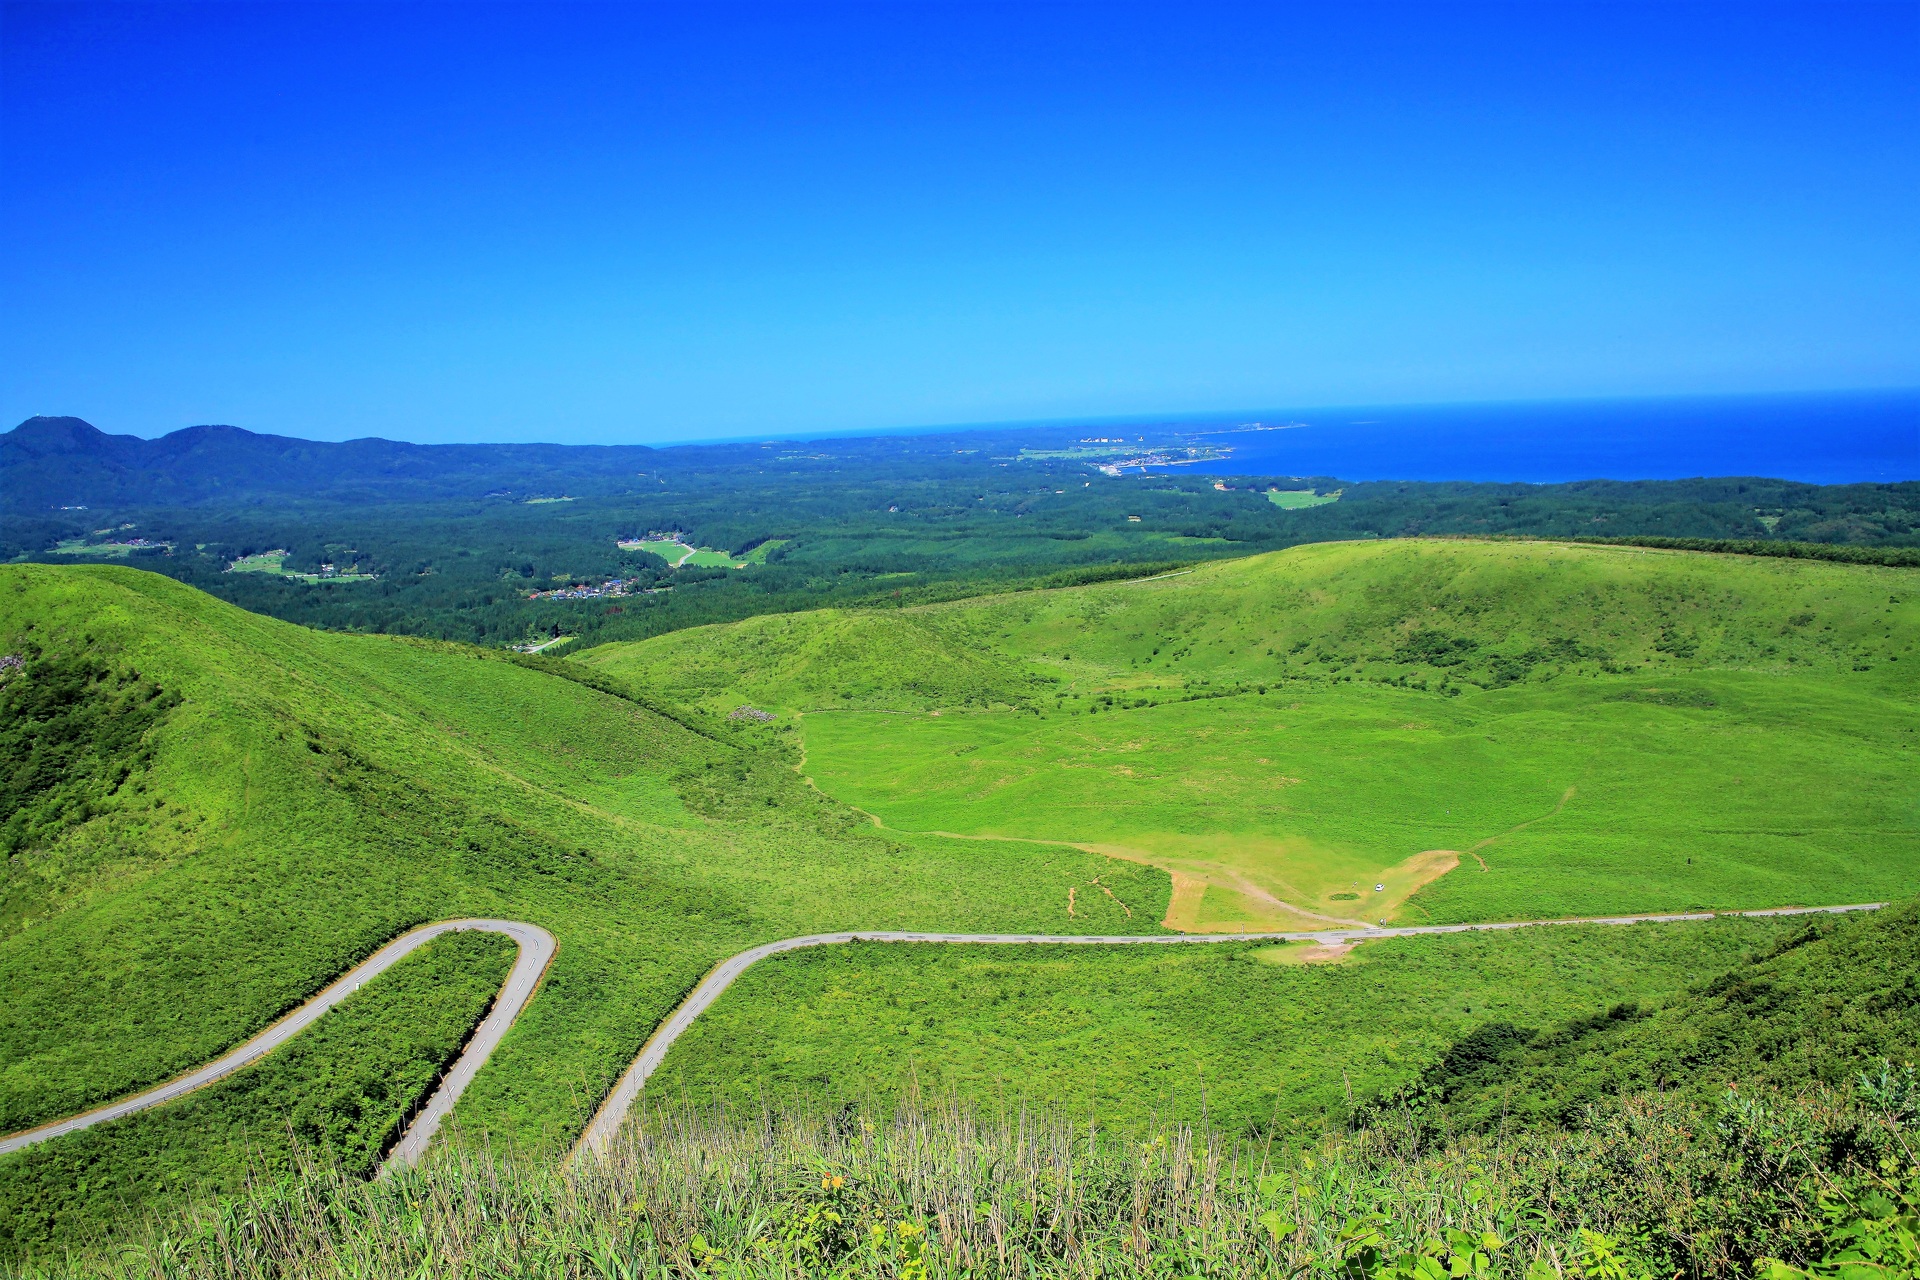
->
[0,564,1160,1255]
[587,538,1920,928]
[1266,488,1340,509]
[642,917,1797,1134]
[2,536,1915,1264]
[0,931,512,1255]
[19,897,1920,1278]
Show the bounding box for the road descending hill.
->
[0,563,1162,1252]
[586,538,1920,930]
[2,539,1914,1261]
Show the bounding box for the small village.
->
[522,577,669,602]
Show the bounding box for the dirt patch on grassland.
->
[1252,941,1356,966]
[801,785,1462,936]
[856,827,1462,936]
[1147,846,1461,934]
[1092,852,1362,933]
[1396,849,1461,889]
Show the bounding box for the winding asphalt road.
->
[0,903,1883,1168]
[566,900,1886,1158]
[0,919,556,1175]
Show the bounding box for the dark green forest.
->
[8,415,1916,649]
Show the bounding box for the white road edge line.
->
[567,900,1885,1161]
[0,919,557,1174]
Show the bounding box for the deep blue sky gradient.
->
[3,1,1916,445]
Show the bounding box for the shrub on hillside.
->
[19,1079,1915,1279]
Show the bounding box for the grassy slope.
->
[5,542,1912,1252]
[0,568,1163,1178]
[585,606,1048,713]
[0,931,513,1257]
[1404,897,1920,1131]
[645,916,1798,1134]
[587,539,1919,926]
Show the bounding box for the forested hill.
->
[9,416,1918,541]
[2,416,663,507]
[7,414,1917,651]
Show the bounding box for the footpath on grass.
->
[0,904,1883,1170]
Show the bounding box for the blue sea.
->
[1148,390,1918,485]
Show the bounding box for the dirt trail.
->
[1468,787,1578,870]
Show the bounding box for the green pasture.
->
[591,538,1920,926]
[646,915,1797,1134]
[628,538,749,568]
[226,549,291,573]
[799,669,1917,926]
[631,537,696,565]
[1267,488,1341,509]
[46,540,165,559]
[224,549,376,582]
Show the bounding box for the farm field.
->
[46,539,172,558]
[585,538,1920,928]
[1266,488,1341,509]
[620,537,750,568]
[225,549,378,582]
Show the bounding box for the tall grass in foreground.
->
[13,1082,1916,1280]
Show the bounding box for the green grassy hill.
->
[597,606,1049,711]
[5,541,1915,1261]
[644,914,1804,1135]
[0,563,1164,1256]
[585,539,1919,929]
[1382,896,1920,1131]
[0,930,513,1251]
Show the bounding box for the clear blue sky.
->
[3,1,1915,445]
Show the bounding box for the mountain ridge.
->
[1,416,664,507]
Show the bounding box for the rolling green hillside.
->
[0,563,1165,1253]
[644,914,1802,1135]
[586,539,1920,928]
[1383,896,1920,1131]
[0,930,514,1255]
[4,542,1915,1261]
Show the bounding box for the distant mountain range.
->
[1,416,667,508]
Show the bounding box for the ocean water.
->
[1159,390,1918,485]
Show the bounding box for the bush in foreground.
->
[11,1076,1915,1280]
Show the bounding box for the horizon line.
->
[12,382,1917,453]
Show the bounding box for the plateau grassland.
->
[4,535,1914,1264]
[586,539,1920,928]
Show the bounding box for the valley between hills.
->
[1,538,1916,1268]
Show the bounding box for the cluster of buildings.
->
[522,577,668,602]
